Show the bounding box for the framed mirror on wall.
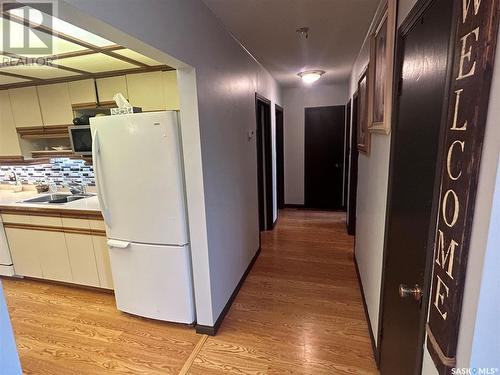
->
[367,0,397,135]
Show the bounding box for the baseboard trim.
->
[354,254,379,367]
[283,203,305,209]
[195,247,261,336]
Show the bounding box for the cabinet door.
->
[162,71,180,110]
[37,230,72,283]
[126,71,165,111]
[92,235,114,289]
[96,75,128,103]
[0,91,21,156]
[68,79,97,106]
[8,87,43,128]
[37,83,74,127]
[5,227,43,278]
[65,232,100,287]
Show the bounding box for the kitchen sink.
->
[21,193,95,204]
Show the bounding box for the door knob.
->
[399,284,423,301]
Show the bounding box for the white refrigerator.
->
[90,111,195,324]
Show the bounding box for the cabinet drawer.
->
[30,215,62,227]
[1,214,31,225]
[62,217,90,230]
[89,220,105,231]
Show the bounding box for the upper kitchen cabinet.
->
[68,79,97,107]
[37,83,74,127]
[162,71,180,110]
[126,71,165,111]
[8,86,43,128]
[96,75,128,103]
[0,91,22,157]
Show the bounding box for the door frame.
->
[376,0,457,370]
[255,93,274,231]
[347,91,359,235]
[343,99,352,210]
[275,104,285,211]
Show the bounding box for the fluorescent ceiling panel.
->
[0,75,30,84]
[0,17,87,57]
[112,49,163,66]
[56,53,138,73]
[0,65,79,79]
[3,7,114,48]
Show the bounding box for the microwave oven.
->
[68,125,92,156]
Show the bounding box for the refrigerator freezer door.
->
[108,241,195,323]
[91,111,188,245]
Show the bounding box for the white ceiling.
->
[202,0,379,87]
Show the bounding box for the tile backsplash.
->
[0,158,95,186]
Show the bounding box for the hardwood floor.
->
[2,209,378,374]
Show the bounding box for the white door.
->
[91,112,188,245]
[107,240,195,324]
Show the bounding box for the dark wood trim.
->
[195,247,261,335]
[2,222,106,236]
[17,125,69,139]
[0,207,103,220]
[283,204,305,209]
[255,93,274,231]
[275,104,284,210]
[354,254,379,368]
[31,150,74,158]
[376,0,458,371]
[347,90,359,236]
[343,99,352,210]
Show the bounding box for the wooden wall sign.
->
[426,0,500,373]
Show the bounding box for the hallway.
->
[2,209,378,374]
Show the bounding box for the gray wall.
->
[282,83,349,205]
[59,0,282,327]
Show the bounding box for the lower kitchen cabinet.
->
[5,228,43,278]
[92,235,114,289]
[38,230,73,283]
[65,233,100,287]
[6,227,72,283]
[2,212,113,289]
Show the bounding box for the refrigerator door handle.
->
[92,129,112,227]
[107,239,131,249]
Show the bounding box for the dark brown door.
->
[343,100,351,210]
[304,105,345,209]
[347,92,359,235]
[276,105,285,210]
[256,94,273,231]
[379,1,454,374]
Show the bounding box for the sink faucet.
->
[67,183,87,195]
[7,169,21,186]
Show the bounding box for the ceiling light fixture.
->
[298,70,325,84]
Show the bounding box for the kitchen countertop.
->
[0,188,101,214]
